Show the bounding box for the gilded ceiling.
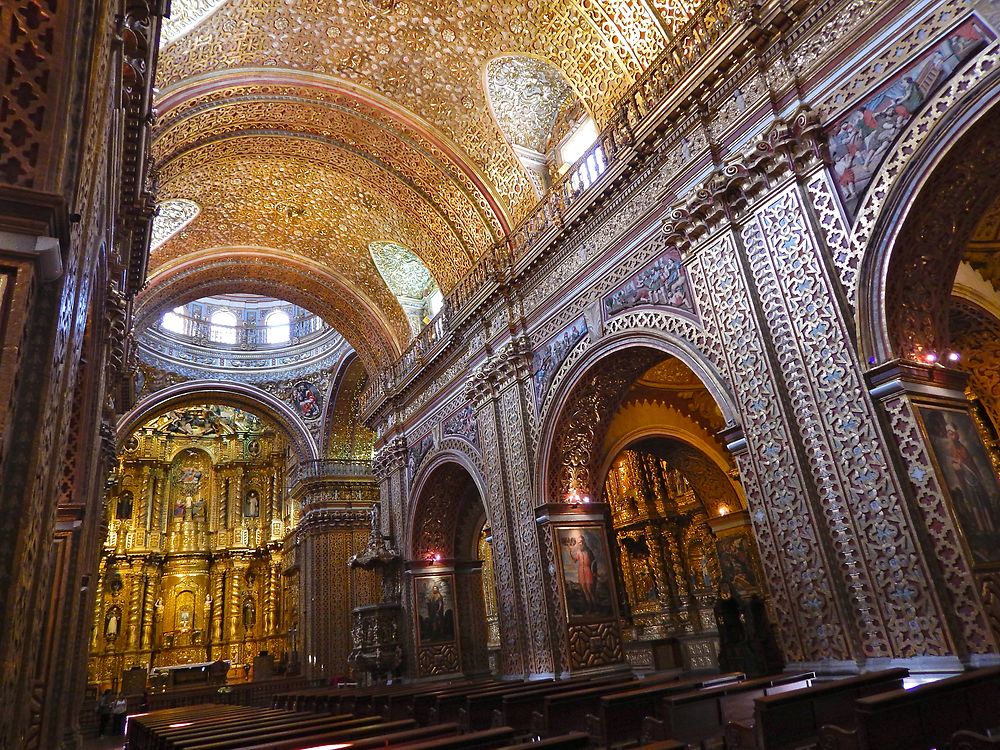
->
[151,0,689,368]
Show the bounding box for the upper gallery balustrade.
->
[359,0,777,416]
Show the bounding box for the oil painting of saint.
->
[414,574,456,645]
[556,527,616,621]
[291,381,322,420]
[920,406,1000,565]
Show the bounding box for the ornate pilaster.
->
[867,361,1000,659]
[466,338,557,676]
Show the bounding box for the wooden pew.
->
[631,741,686,750]
[462,675,610,732]
[501,674,640,734]
[430,681,534,725]
[725,667,909,750]
[535,671,693,738]
[409,680,512,724]
[495,732,591,750]
[584,671,750,747]
[127,706,263,750]
[952,731,1000,749]
[642,672,814,747]
[164,714,381,750]
[239,724,516,750]
[232,719,458,750]
[818,666,1000,750]
[184,718,422,750]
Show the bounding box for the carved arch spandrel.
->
[855,59,1000,362]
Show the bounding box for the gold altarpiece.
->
[89,407,295,688]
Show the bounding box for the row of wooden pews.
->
[126,702,681,750]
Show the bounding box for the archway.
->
[119,380,320,461]
[540,344,780,675]
[858,87,1000,646]
[407,459,494,679]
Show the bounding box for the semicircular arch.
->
[118,380,320,461]
[135,248,402,371]
[407,451,490,562]
[535,324,740,508]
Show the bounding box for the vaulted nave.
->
[2,0,1000,747]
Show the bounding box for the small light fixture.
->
[718,504,730,517]
[924,352,938,364]
[947,351,961,363]
[566,489,591,505]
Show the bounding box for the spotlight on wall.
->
[566,489,591,505]
[426,552,442,563]
[717,504,730,517]
[924,352,939,364]
[947,351,961,363]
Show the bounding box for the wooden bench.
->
[460,675,610,732]
[952,730,1000,749]
[128,706,264,750]
[818,666,1000,750]
[725,667,909,750]
[494,732,591,749]
[217,722,463,750]
[430,681,535,725]
[584,671,749,747]
[239,726,518,750]
[167,715,388,750]
[641,672,814,747]
[536,671,692,738]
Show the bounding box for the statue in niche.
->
[191,497,207,521]
[105,607,121,641]
[242,598,256,632]
[116,491,133,520]
[243,489,260,518]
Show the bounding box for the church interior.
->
[2,0,1000,747]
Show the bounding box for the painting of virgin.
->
[555,526,616,622]
[919,405,1000,565]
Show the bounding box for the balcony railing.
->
[285,459,375,491]
[360,0,749,416]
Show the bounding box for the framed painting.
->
[917,404,1000,566]
[554,525,617,623]
[413,573,457,645]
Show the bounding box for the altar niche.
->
[407,460,495,679]
[542,346,772,674]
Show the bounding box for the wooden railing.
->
[360,0,750,416]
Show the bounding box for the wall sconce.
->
[566,489,591,505]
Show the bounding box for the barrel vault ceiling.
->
[148,0,693,369]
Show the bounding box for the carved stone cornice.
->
[374,437,408,480]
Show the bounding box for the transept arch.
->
[133,249,403,370]
[119,380,320,461]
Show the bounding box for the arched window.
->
[209,310,238,344]
[265,310,291,344]
[161,306,187,335]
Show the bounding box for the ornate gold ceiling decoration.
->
[485,56,577,154]
[138,404,270,437]
[160,0,228,44]
[370,241,437,300]
[151,198,200,250]
[149,1,688,369]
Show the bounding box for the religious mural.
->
[414,574,457,645]
[532,318,588,406]
[555,526,616,622]
[919,405,1000,565]
[443,404,479,447]
[291,381,323,420]
[408,433,434,477]
[603,247,694,317]
[828,17,992,217]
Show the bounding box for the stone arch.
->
[118,380,319,461]
[407,451,490,561]
[856,61,1000,363]
[134,248,402,371]
[535,325,740,505]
